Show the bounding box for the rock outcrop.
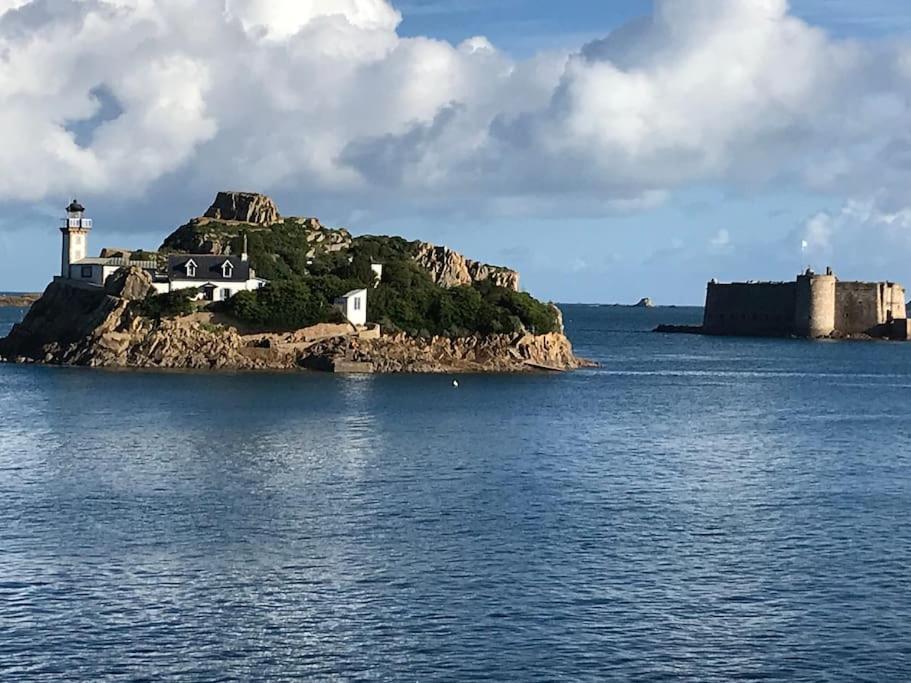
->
[413,242,520,291]
[0,269,591,373]
[160,214,351,259]
[104,267,154,300]
[301,331,590,373]
[634,298,656,308]
[0,280,127,363]
[204,191,280,225]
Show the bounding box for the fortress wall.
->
[703,282,797,336]
[795,274,836,338]
[884,283,906,321]
[835,282,906,334]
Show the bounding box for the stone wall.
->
[702,282,797,336]
[834,282,907,335]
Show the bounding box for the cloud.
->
[797,198,911,262]
[1,0,911,220]
[225,0,401,40]
[709,229,731,249]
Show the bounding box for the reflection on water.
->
[0,305,910,680]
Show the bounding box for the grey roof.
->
[74,257,158,269]
[167,254,250,282]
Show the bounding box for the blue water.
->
[2,304,911,681]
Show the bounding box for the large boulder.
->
[204,191,280,225]
[104,266,154,301]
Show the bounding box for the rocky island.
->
[0,192,591,373]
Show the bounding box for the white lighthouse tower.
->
[60,199,92,278]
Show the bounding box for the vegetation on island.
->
[139,288,198,320]
[129,250,157,262]
[154,218,560,337]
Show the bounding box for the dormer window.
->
[185,259,197,278]
[221,260,234,279]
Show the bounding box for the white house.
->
[59,199,267,301]
[334,289,367,326]
[165,254,267,302]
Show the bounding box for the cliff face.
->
[413,242,520,291]
[0,268,589,373]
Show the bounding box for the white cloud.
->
[794,197,911,277]
[709,229,731,249]
[225,0,401,40]
[1,0,911,219]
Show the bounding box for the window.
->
[185,260,197,277]
[222,261,234,279]
[353,297,362,311]
[81,266,92,279]
[222,288,232,301]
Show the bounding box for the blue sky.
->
[3,0,911,304]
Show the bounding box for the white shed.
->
[335,288,367,326]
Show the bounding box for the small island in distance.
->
[0,293,40,308]
[0,192,594,373]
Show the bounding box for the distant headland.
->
[0,293,40,308]
[656,268,911,341]
[0,192,594,373]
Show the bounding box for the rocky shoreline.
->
[0,269,593,374]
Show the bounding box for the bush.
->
[227,279,330,329]
[366,277,559,338]
[140,288,198,319]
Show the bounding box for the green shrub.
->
[227,279,330,329]
[140,288,198,319]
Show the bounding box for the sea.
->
[1,304,910,681]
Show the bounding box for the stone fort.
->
[702,269,909,339]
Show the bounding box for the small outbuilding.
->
[335,288,367,326]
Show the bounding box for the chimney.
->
[241,233,249,262]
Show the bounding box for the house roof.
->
[167,254,250,282]
[73,257,158,269]
[340,288,367,298]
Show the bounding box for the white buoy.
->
[452,380,459,388]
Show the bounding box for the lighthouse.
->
[60,199,92,278]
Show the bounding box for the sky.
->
[2,0,911,304]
